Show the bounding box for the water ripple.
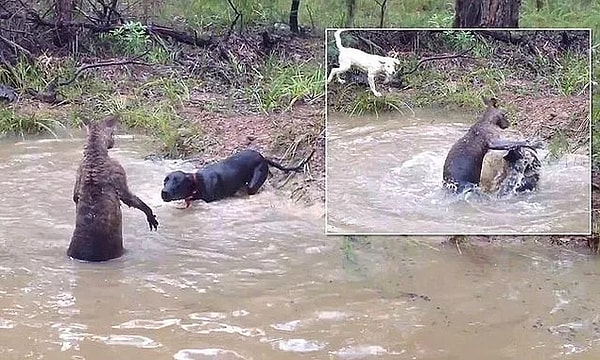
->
[333,345,403,359]
[275,338,326,353]
[113,318,181,330]
[173,348,247,360]
[180,321,265,337]
[93,334,162,348]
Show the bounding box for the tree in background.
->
[53,0,74,46]
[289,0,300,33]
[454,0,521,28]
[345,0,356,27]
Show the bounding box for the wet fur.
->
[484,147,541,196]
[443,98,541,193]
[161,149,313,206]
[68,116,158,262]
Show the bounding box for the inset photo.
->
[325,28,591,235]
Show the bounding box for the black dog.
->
[161,149,314,207]
[495,146,541,197]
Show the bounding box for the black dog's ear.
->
[185,173,202,186]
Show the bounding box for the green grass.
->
[0,107,65,138]
[140,76,192,106]
[551,51,591,97]
[152,0,598,33]
[521,0,600,29]
[344,90,413,118]
[96,21,176,63]
[547,130,571,160]
[251,58,324,113]
[91,92,201,157]
[173,0,454,29]
[0,56,55,91]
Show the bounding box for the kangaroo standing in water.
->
[68,116,158,262]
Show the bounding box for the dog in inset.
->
[327,29,400,97]
[161,149,314,207]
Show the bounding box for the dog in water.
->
[480,146,541,197]
[327,29,400,97]
[161,149,314,207]
[443,97,543,195]
[68,116,158,262]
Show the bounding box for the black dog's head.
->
[161,171,197,202]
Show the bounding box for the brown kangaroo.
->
[68,116,158,262]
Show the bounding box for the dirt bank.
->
[178,102,325,205]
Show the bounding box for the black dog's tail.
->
[266,149,315,172]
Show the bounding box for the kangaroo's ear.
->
[482,96,498,108]
[102,115,119,128]
[79,117,92,133]
[80,117,91,126]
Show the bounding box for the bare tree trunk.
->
[344,0,356,27]
[54,0,74,46]
[454,0,521,28]
[535,0,544,10]
[376,0,388,28]
[289,0,300,33]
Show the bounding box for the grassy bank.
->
[0,31,324,157]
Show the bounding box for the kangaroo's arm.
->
[73,164,82,204]
[110,159,158,230]
[488,139,543,151]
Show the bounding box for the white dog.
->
[327,29,400,97]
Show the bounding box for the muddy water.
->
[326,111,591,235]
[1,135,599,359]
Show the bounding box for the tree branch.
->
[398,44,476,78]
[374,0,387,28]
[355,34,385,56]
[26,54,153,104]
[57,58,152,87]
[0,33,33,60]
[226,0,242,38]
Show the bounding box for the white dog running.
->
[327,29,400,97]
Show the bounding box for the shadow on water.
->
[326,110,591,235]
[0,135,598,359]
